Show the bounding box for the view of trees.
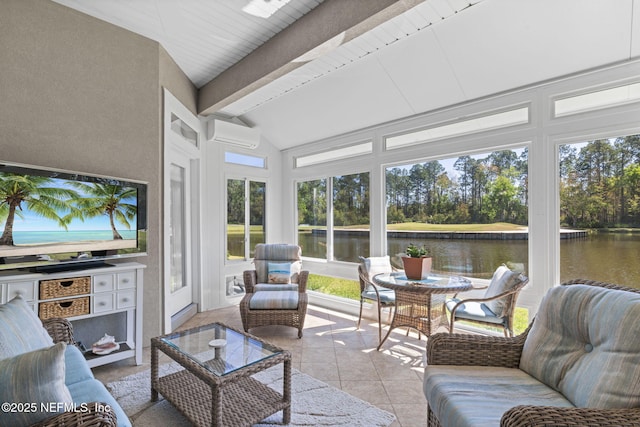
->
[560,135,640,228]
[296,136,640,232]
[386,149,529,225]
[297,173,370,228]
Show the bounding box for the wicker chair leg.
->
[357,298,364,329]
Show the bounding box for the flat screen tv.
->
[0,161,147,272]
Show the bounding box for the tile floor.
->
[94,304,443,427]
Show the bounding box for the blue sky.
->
[2,177,136,232]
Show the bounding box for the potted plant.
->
[402,243,432,280]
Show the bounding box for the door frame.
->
[163,89,202,333]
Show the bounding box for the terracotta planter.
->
[402,256,433,280]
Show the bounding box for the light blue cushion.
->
[0,295,54,359]
[268,262,292,284]
[424,365,573,427]
[67,378,132,427]
[254,283,298,292]
[446,298,504,324]
[520,284,640,408]
[362,288,395,304]
[249,290,299,309]
[0,342,73,426]
[65,344,95,385]
[254,244,302,283]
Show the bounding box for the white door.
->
[163,89,201,333]
[168,150,192,316]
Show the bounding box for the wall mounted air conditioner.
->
[207,119,260,149]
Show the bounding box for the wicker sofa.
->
[0,295,127,427]
[424,279,640,427]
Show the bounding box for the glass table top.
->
[376,272,471,286]
[160,323,284,376]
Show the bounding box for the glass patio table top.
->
[373,272,473,292]
[159,322,284,376]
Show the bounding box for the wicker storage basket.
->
[39,297,90,320]
[39,276,91,299]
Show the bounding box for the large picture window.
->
[386,148,529,280]
[559,134,640,284]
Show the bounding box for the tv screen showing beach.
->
[0,166,141,260]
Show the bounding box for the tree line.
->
[560,135,640,228]
[295,134,640,229]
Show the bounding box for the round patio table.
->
[373,272,473,350]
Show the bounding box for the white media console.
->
[0,262,145,368]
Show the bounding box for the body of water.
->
[296,231,640,288]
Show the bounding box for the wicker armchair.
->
[425,279,640,427]
[446,265,528,337]
[35,318,117,427]
[240,244,309,338]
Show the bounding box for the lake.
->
[296,231,640,288]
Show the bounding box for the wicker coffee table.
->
[151,322,291,427]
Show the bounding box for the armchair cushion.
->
[520,284,640,409]
[424,365,573,427]
[359,256,392,283]
[445,299,504,325]
[0,342,73,426]
[0,295,54,359]
[267,262,292,284]
[483,265,521,317]
[255,283,299,292]
[249,290,299,310]
[254,244,302,284]
[362,288,395,303]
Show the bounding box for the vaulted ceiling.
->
[52,0,640,149]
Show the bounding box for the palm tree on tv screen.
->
[70,182,137,240]
[0,173,79,246]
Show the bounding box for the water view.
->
[297,231,640,288]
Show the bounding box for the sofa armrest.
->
[501,405,640,427]
[426,331,528,368]
[42,317,76,345]
[30,402,117,427]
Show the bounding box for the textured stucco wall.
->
[1,0,196,343]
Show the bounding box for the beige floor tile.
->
[340,380,392,405]
[93,304,439,427]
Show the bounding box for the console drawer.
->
[40,276,90,299]
[93,293,115,314]
[117,290,136,309]
[7,281,36,301]
[93,274,115,293]
[39,296,90,320]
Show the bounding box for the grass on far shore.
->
[307,273,529,335]
[298,222,528,232]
